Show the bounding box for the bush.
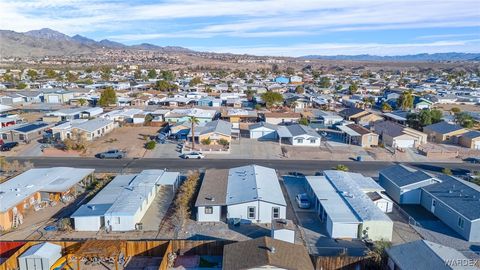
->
[218,138,229,148]
[334,164,349,171]
[145,141,156,150]
[442,168,452,175]
[201,138,211,145]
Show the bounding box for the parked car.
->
[180,152,205,159]
[288,171,305,177]
[295,193,310,209]
[0,142,19,151]
[96,149,126,159]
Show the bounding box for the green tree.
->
[98,87,117,107]
[261,92,284,108]
[44,68,56,79]
[160,70,175,81]
[430,109,443,124]
[144,114,154,123]
[381,102,392,112]
[451,107,461,114]
[147,69,157,79]
[100,67,111,81]
[17,82,27,89]
[348,83,358,94]
[319,77,331,88]
[335,84,343,91]
[189,77,202,86]
[66,71,77,82]
[455,112,475,128]
[299,117,309,126]
[295,85,304,94]
[285,67,295,75]
[27,69,38,80]
[189,116,200,150]
[78,98,88,106]
[397,90,414,110]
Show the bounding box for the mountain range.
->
[301,53,480,62]
[0,28,479,61]
[0,28,192,58]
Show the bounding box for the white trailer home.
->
[72,170,180,231]
[195,165,287,224]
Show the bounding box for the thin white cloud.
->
[193,40,480,57]
[415,33,480,40]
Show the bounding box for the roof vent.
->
[269,246,276,253]
[89,205,96,210]
[206,196,215,202]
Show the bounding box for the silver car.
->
[97,149,126,159]
[295,193,311,209]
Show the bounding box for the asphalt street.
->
[6,157,478,176]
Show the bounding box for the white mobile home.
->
[195,165,287,224]
[72,170,180,231]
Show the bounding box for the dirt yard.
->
[435,104,480,112]
[83,126,161,158]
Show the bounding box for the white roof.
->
[337,125,360,136]
[73,118,113,133]
[19,242,61,259]
[324,170,391,222]
[101,108,144,119]
[226,165,286,206]
[0,104,13,113]
[167,108,217,119]
[0,167,94,212]
[305,176,359,223]
[77,170,179,217]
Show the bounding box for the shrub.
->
[201,138,211,145]
[145,140,156,150]
[218,138,229,148]
[334,164,349,171]
[442,168,452,175]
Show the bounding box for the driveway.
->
[282,176,367,256]
[144,140,182,158]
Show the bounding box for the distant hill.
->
[301,53,480,62]
[0,28,192,57]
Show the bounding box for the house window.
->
[205,206,213,214]
[458,217,464,229]
[115,217,121,224]
[1,134,7,139]
[297,138,304,143]
[272,207,280,219]
[310,138,316,144]
[247,206,256,219]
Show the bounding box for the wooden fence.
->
[312,255,375,270]
[158,241,173,270]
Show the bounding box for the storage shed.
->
[18,242,62,270]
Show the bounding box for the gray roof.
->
[284,124,321,138]
[195,169,228,206]
[189,120,232,137]
[339,107,365,117]
[324,170,391,222]
[461,130,480,139]
[0,167,94,212]
[422,175,480,221]
[373,121,405,137]
[424,121,464,134]
[226,165,286,206]
[380,164,436,187]
[387,240,477,270]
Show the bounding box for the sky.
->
[1,0,480,57]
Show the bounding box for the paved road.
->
[5,157,477,175]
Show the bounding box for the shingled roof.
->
[223,237,314,270]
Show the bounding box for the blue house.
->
[274,76,290,84]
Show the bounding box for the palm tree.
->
[78,98,87,107]
[188,116,200,150]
